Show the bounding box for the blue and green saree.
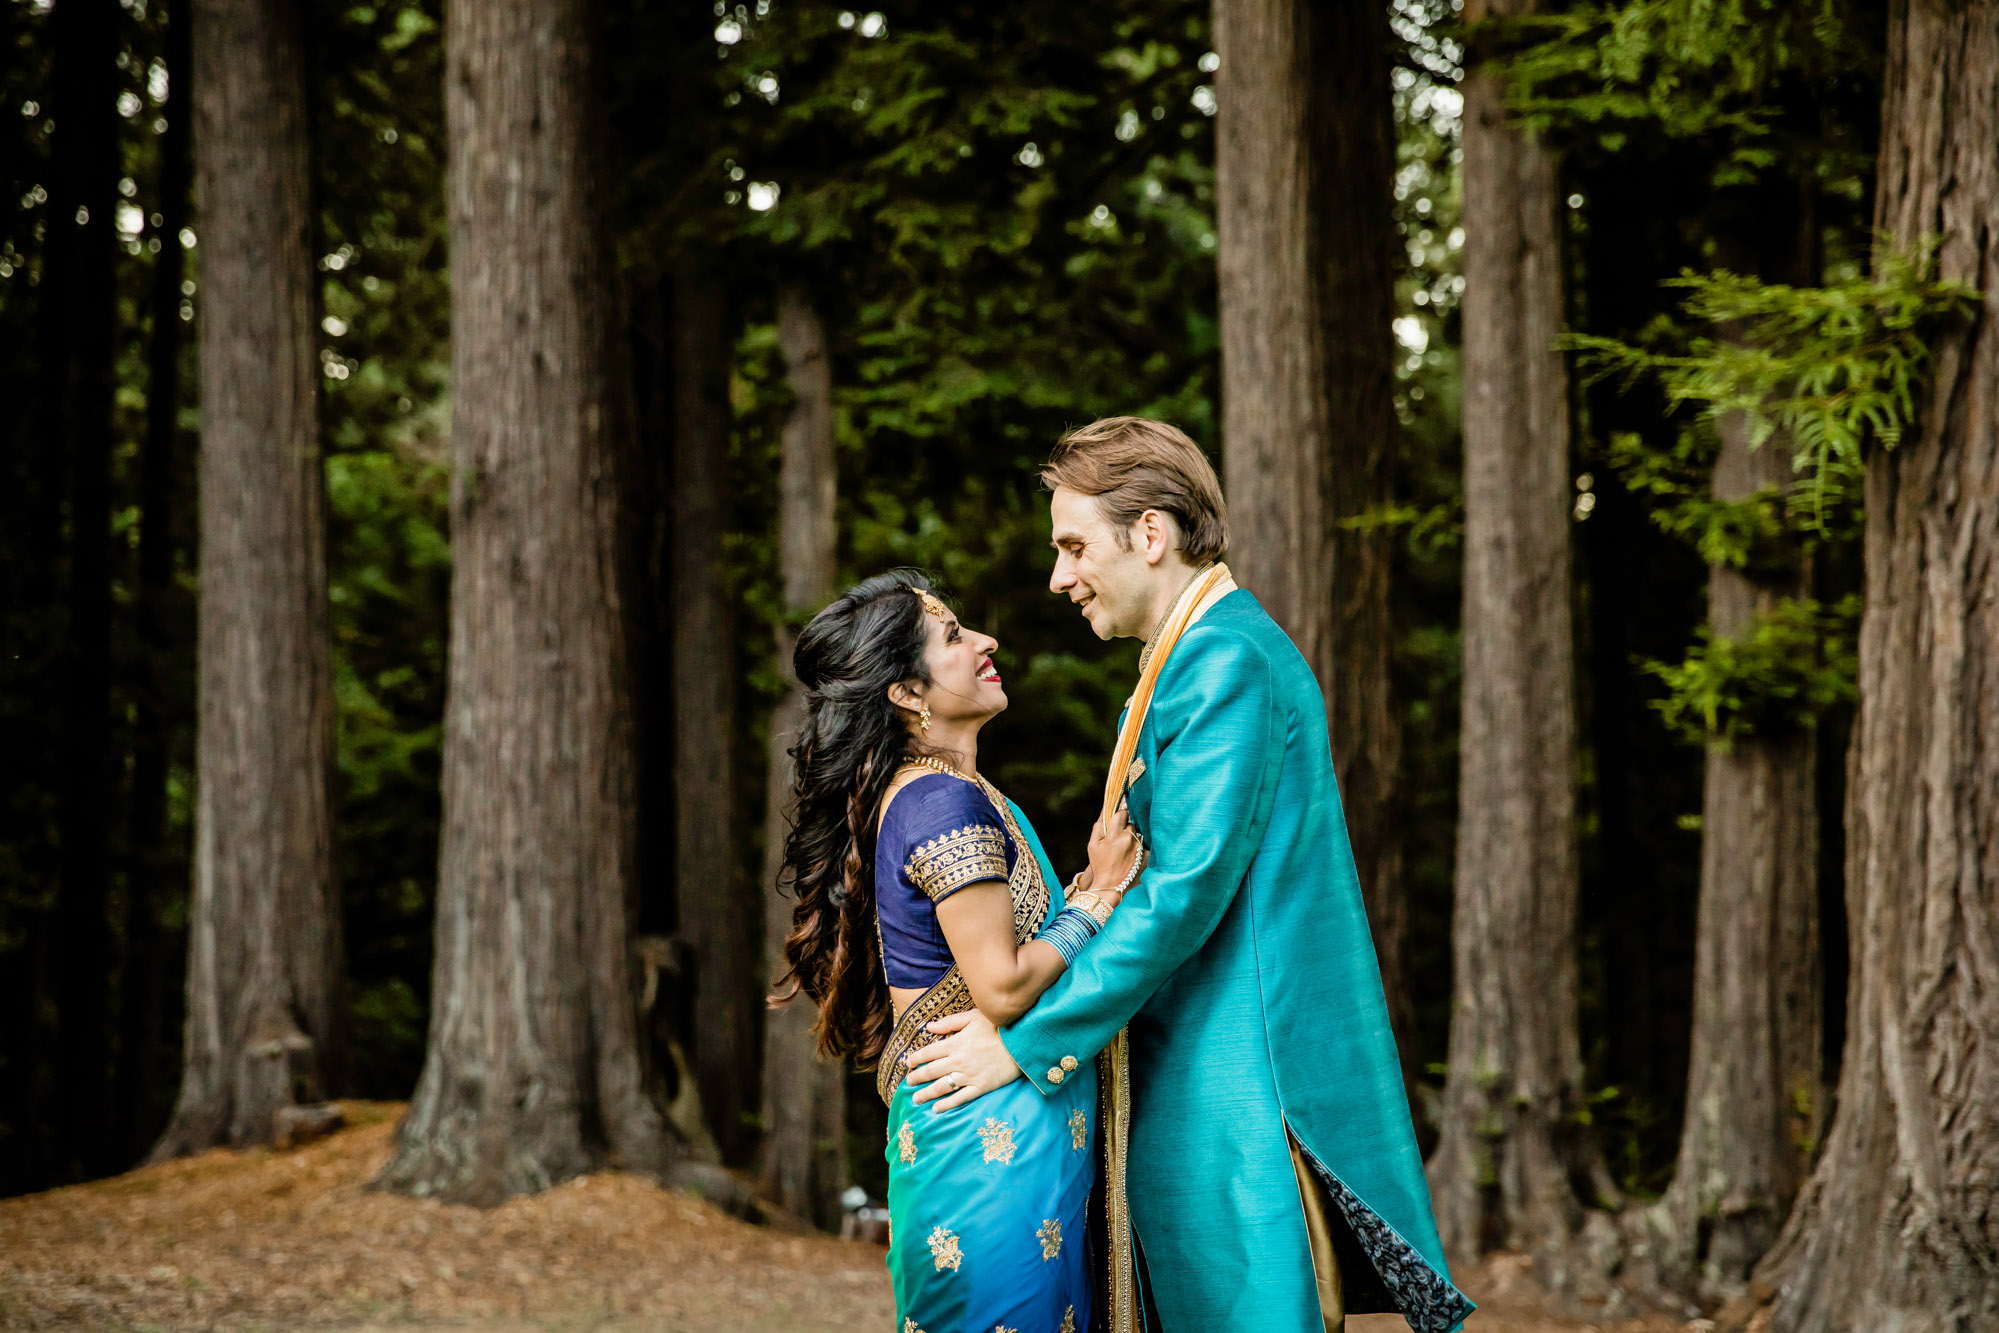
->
[875,771,1097,1333]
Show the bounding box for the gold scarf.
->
[1097,561,1232,1333]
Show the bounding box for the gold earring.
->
[919,704,932,733]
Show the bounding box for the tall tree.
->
[46,0,122,1182]
[671,259,758,1165]
[1315,0,1409,1077]
[1213,0,1329,676]
[377,0,669,1203]
[1755,2,1999,1326]
[1645,198,1823,1299]
[119,0,196,1165]
[152,0,342,1160]
[1427,0,1612,1269]
[1212,0,1409,1058]
[756,286,847,1227]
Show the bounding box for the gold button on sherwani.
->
[1047,1067,1065,1084]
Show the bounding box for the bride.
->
[770,570,1141,1333]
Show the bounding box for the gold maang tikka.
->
[906,586,948,734]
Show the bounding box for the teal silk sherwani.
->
[1001,590,1472,1333]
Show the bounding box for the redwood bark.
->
[671,259,757,1165]
[1212,0,1408,1058]
[1214,0,1329,683]
[1645,417,1822,1297]
[1641,207,1824,1300]
[757,287,847,1228]
[377,0,668,1202]
[1314,0,1409,1077]
[1426,0,1610,1268]
[154,0,342,1160]
[1753,4,1999,1327]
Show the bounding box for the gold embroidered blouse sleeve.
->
[904,823,1009,902]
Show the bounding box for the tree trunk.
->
[1753,4,1999,1327]
[48,0,122,1184]
[1640,201,1824,1302]
[1214,0,1330,686]
[671,258,757,1165]
[1313,0,1409,1085]
[1213,0,1409,1065]
[757,287,847,1228]
[119,0,195,1166]
[375,0,669,1203]
[1645,425,1821,1299]
[1427,0,1612,1272]
[153,0,342,1162]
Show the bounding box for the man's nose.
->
[1049,557,1073,594]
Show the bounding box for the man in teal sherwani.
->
[907,418,1472,1332]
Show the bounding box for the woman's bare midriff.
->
[889,986,926,1023]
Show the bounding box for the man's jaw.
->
[1072,591,1124,641]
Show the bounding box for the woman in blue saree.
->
[770,571,1140,1333]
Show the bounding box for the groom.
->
[906,417,1471,1333]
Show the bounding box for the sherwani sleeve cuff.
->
[1000,1020,1084,1097]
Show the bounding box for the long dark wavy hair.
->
[769,569,941,1064]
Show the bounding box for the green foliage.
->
[1490,0,1873,186]
[1342,502,1464,557]
[1574,252,1978,529]
[684,0,1220,858]
[1601,428,1795,569]
[313,0,452,1097]
[1580,1083,1676,1200]
[1642,594,1859,746]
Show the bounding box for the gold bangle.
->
[1067,889,1116,926]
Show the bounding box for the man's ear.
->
[1137,509,1175,565]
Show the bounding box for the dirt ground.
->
[0,1103,1692,1333]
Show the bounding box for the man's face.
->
[1048,487,1155,640]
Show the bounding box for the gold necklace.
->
[903,753,977,785]
[1137,564,1216,677]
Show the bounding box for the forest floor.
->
[0,1102,1693,1333]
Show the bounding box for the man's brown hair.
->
[1042,416,1229,563]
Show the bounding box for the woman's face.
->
[915,602,1006,726]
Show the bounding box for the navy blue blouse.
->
[874,772,1016,988]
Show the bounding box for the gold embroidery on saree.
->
[1068,1108,1087,1149]
[905,823,1009,901]
[877,967,973,1107]
[927,1225,964,1272]
[1061,1308,1075,1333]
[1037,1218,1062,1260]
[897,1121,917,1164]
[978,1117,1017,1165]
[875,773,1051,1107]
